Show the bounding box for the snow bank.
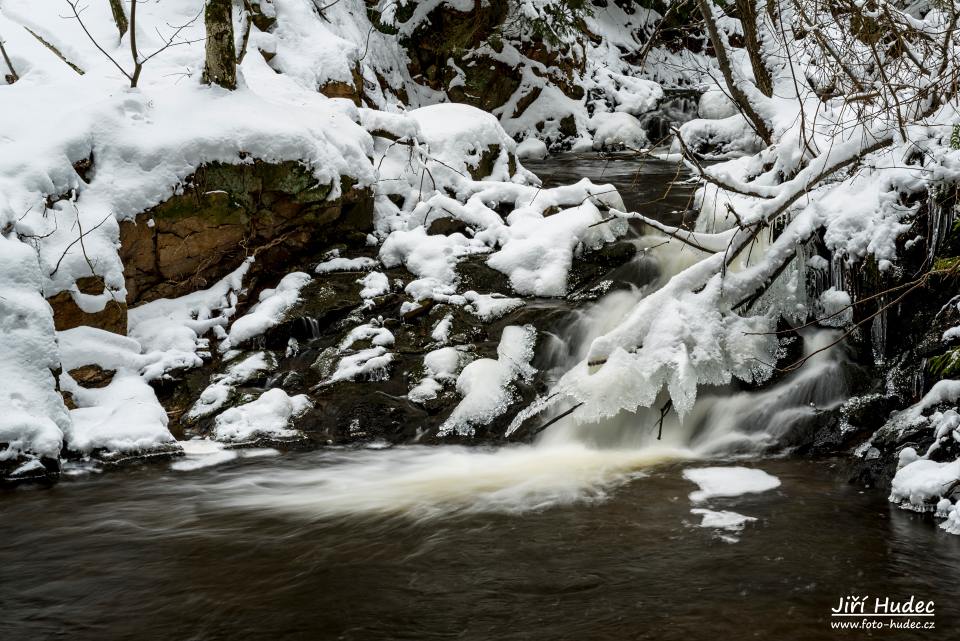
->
[64,372,175,454]
[58,326,176,455]
[0,237,69,467]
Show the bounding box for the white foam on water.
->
[211,443,694,520]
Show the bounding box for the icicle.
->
[871,303,887,366]
[928,192,956,264]
[914,357,927,398]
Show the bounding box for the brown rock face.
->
[46,160,373,336]
[118,160,373,306]
[68,364,116,389]
[319,65,364,105]
[47,290,127,334]
[47,274,127,334]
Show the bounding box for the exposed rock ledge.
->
[46,160,374,335]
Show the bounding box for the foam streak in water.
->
[210,444,693,520]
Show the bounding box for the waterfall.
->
[535,234,850,456]
[210,232,852,519]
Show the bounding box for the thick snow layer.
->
[891,459,960,510]
[440,325,536,436]
[463,291,524,321]
[697,89,737,120]
[0,237,70,463]
[129,259,252,380]
[431,314,454,343]
[339,323,395,350]
[886,380,960,522]
[675,116,763,159]
[329,346,394,383]
[64,372,175,454]
[516,138,548,160]
[58,325,176,455]
[213,388,312,442]
[682,467,781,502]
[409,347,468,403]
[487,199,626,296]
[408,103,518,182]
[315,256,378,273]
[590,112,649,151]
[358,271,390,298]
[424,347,462,381]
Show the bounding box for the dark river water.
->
[4,154,960,640]
[3,454,960,640]
[524,152,696,228]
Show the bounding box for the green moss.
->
[934,256,960,272]
[929,348,960,380]
[150,160,332,224]
[150,189,247,226]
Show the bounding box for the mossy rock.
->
[928,348,960,381]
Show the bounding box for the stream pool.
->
[2,453,959,640]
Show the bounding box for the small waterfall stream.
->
[206,193,854,520]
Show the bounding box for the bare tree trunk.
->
[129,0,141,87]
[696,0,772,144]
[735,0,773,97]
[203,0,237,90]
[0,35,19,84]
[108,0,128,38]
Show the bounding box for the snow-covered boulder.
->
[590,112,649,151]
[409,103,520,181]
[213,389,313,443]
[516,138,548,160]
[698,89,738,120]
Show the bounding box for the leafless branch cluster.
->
[63,0,202,88]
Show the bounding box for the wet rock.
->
[0,456,60,486]
[456,254,514,295]
[427,216,471,236]
[68,364,116,389]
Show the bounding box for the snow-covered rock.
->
[516,138,548,160]
[440,325,537,436]
[697,89,738,120]
[590,112,649,151]
[213,389,313,443]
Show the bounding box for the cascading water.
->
[204,228,854,520]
